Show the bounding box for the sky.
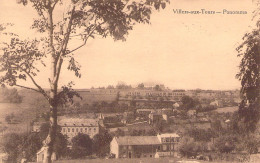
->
[0,0,255,90]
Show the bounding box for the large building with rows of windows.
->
[58,116,99,141]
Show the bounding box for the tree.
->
[71,133,93,159]
[39,122,69,159]
[5,113,15,124]
[3,132,42,163]
[154,84,161,91]
[213,135,237,153]
[2,133,23,163]
[181,95,201,110]
[0,0,169,162]
[177,136,202,158]
[137,83,145,89]
[92,131,112,157]
[236,28,260,133]
[21,133,42,162]
[0,87,23,103]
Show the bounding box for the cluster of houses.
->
[34,114,182,161]
[31,99,236,162]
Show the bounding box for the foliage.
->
[21,133,42,162]
[71,133,93,159]
[181,96,201,110]
[187,128,213,142]
[213,135,238,153]
[0,0,169,161]
[92,131,113,157]
[178,136,205,158]
[2,133,23,163]
[153,84,162,91]
[236,28,260,133]
[137,83,145,89]
[2,132,42,163]
[39,122,69,158]
[211,120,223,134]
[114,128,125,137]
[116,82,132,89]
[0,87,22,103]
[5,113,15,124]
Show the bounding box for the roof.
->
[158,133,180,138]
[136,109,155,112]
[58,116,99,127]
[115,136,161,145]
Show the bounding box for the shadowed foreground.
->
[50,158,243,163]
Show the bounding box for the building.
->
[210,100,224,108]
[0,153,7,163]
[156,133,180,157]
[36,147,56,162]
[58,116,99,140]
[187,110,197,117]
[136,109,155,117]
[110,133,180,159]
[148,112,169,124]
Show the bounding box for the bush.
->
[92,132,112,157]
[178,136,205,158]
[213,135,237,153]
[71,133,93,159]
[2,132,42,163]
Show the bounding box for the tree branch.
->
[65,22,106,55]
[10,63,50,101]
[24,70,50,100]
[14,84,42,93]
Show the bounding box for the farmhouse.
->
[110,133,180,158]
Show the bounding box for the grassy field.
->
[52,158,240,163]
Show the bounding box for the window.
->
[94,128,96,132]
[63,128,66,132]
[80,128,83,132]
[68,128,70,132]
[72,128,74,132]
[85,128,87,132]
[163,145,167,151]
[76,128,78,132]
[89,128,92,132]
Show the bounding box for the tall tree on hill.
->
[236,10,260,133]
[0,0,169,162]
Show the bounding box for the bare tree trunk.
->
[44,6,59,160]
[44,101,58,163]
[44,56,58,163]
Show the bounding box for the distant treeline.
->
[0,87,23,103]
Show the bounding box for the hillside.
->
[19,89,118,105]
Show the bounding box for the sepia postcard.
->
[0,0,259,163]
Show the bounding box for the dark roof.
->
[115,136,161,145]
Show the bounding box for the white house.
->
[36,147,56,162]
